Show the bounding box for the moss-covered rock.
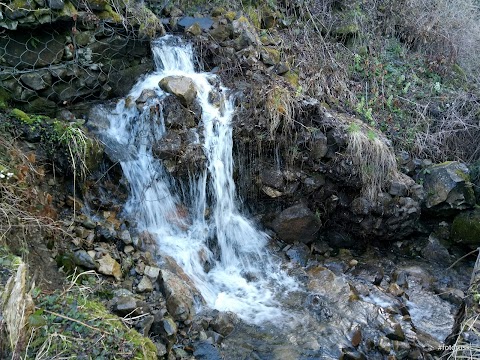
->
[421,161,476,214]
[451,208,480,246]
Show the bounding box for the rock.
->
[310,131,328,159]
[2,262,35,352]
[422,161,475,213]
[193,341,223,360]
[137,276,153,293]
[20,71,52,91]
[186,22,202,36]
[259,168,284,190]
[159,75,197,106]
[260,47,280,66]
[389,179,409,197]
[211,311,237,336]
[73,250,96,270]
[388,283,404,297]
[162,315,178,336]
[135,314,154,336]
[307,266,350,303]
[97,254,122,281]
[231,16,259,49]
[119,230,132,245]
[420,234,451,264]
[82,218,96,229]
[285,242,311,266]
[155,342,168,357]
[210,24,232,41]
[271,203,321,244]
[153,132,182,160]
[144,265,160,281]
[136,89,157,104]
[451,208,480,246]
[162,95,197,128]
[46,0,64,10]
[159,269,195,321]
[385,322,405,341]
[378,336,391,354]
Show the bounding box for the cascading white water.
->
[103,36,296,324]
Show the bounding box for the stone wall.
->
[0,0,164,115]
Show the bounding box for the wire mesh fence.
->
[0,17,153,114]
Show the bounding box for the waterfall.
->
[102,36,296,325]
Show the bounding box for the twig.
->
[447,247,480,270]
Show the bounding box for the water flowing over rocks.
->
[3,3,480,359]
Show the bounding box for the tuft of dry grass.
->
[346,121,398,201]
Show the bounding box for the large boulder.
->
[451,208,480,246]
[159,76,197,107]
[159,269,195,321]
[271,203,321,244]
[421,161,475,214]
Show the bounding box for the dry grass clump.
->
[265,84,296,140]
[346,121,398,201]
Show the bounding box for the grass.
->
[346,120,398,201]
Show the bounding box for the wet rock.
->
[259,168,285,190]
[324,229,356,249]
[271,203,321,244]
[159,75,197,106]
[377,336,391,354]
[97,254,122,281]
[119,229,132,245]
[136,89,157,105]
[389,179,409,197]
[73,250,96,270]
[422,161,475,213]
[159,269,195,321]
[285,242,311,266]
[153,132,182,160]
[393,266,433,290]
[137,276,153,293]
[388,283,404,297]
[451,208,480,246]
[193,341,223,360]
[421,234,451,264]
[211,311,237,336]
[385,322,405,341]
[310,131,328,159]
[307,266,350,303]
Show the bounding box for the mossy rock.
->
[451,209,480,246]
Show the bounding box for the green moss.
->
[0,89,11,109]
[245,6,260,28]
[60,1,78,18]
[98,4,123,23]
[10,108,32,124]
[212,7,226,17]
[452,209,480,245]
[225,11,237,21]
[282,70,299,87]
